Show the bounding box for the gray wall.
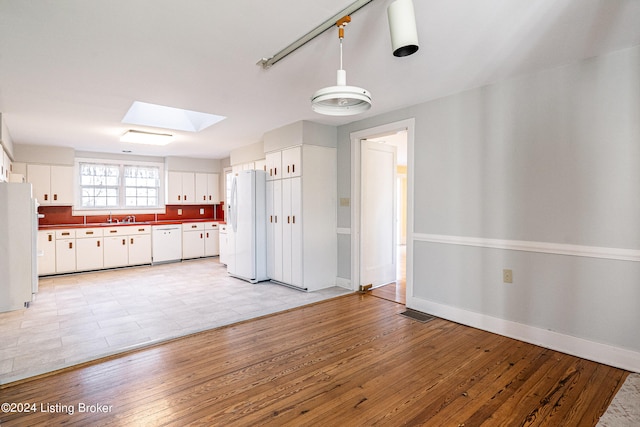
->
[337,44,640,355]
[264,120,337,153]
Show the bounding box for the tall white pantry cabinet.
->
[265,145,336,291]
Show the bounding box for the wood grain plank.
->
[0,294,627,426]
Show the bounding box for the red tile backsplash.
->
[38,204,224,226]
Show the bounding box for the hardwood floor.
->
[0,294,627,426]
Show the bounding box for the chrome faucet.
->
[107,211,113,223]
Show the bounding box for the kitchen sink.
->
[99,221,150,226]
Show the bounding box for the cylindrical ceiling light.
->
[311,16,372,116]
[387,0,419,57]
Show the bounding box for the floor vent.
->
[399,309,435,323]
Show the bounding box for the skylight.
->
[122,101,225,132]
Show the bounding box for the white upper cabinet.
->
[169,171,219,205]
[0,148,11,182]
[27,164,74,205]
[281,146,301,178]
[167,171,195,204]
[265,151,282,181]
[195,172,220,204]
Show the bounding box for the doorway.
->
[350,119,413,305]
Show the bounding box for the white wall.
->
[263,120,337,153]
[0,113,14,159]
[229,141,264,166]
[14,144,75,165]
[337,44,640,371]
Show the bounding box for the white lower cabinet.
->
[37,230,56,275]
[75,228,104,272]
[54,229,76,273]
[103,226,152,267]
[128,234,151,265]
[281,177,302,287]
[182,223,205,259]
[219,224,227,264]
[204,222,219,256]
[103,236,129,268]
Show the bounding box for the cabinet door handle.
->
[206,232,209,238]
[274,167,277,176]
[62,232,70,236]
[292,215,295,224]
[69,242,73,249]
[292,164,295,173]
[54,194,58,201]
[97,240,100,247]
[86,231,94,235]
[203,195,206,201]
[131,238,134,244]
[110,230,117,233]
[122,239,126,245]
[184,194,187,201]
[44,194,49,201]
[269,215,272,223]
[287,165,290,174]
[48,235,52,242]
[287,216,290,224]
[178,195,181,201]
[209,195,212,201]
[275,216,277,223]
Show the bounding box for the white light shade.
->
[121,130,173,146]
[311,70,372,116]
[387,0,419,57]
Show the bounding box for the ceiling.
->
[1,0,639,160]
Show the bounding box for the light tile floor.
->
[0,258,351,385]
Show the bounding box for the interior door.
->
[361,140,397,288]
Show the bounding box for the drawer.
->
[182,223,204,231]
[76,227,104,238]
[102,226,126,236]
[204,222,219,230]
[127,225,151,235]
[55,229,76,239]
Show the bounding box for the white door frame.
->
[350,118,415,297]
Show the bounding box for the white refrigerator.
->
[0,182,38,313]
[227,170,268,283]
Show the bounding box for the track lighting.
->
[387,0,419,57]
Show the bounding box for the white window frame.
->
[73,158,165,215]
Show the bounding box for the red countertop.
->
[39,219,224,230]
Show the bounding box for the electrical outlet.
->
[503,269,513,284]
[200,208,204,215]
[178,209,182,216]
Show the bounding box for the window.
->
[79,163,120,207]
[124,165,160,207]
[77,159,163,210]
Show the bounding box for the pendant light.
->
[311,15,372,116]
[387,0,419,57]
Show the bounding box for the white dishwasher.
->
[152,225,182,263]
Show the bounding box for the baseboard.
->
[408,296,640,373]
